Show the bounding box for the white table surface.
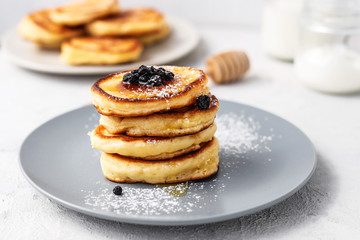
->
[1,18,360,240]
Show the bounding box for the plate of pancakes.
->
[3,0,199,75]
[19,65,316,226]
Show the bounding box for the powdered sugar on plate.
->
[83,179,224,216]
[82,111,274,216]
[216,112,273,157]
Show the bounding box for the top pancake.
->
[91,66,209,117]
[49,0,119,26]
[86,8,167,37]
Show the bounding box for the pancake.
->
[136,24,171,45]
[91,66,209,117]
[89,123,216,159]
[18,9,84,49]
[100,137,219,184]
[100,94,219,136]
[49,0,119,26]
[60,37,143,65]
[86,8,167,37]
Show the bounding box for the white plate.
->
[3,16,199,75]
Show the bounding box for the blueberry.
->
[147,75,162,86]
[157,67,166,74]
[113,186,122,195]
[130,73,139,84]
[138,75,148,84]
[130,79,138,85]
[196,95,211,109]
[150,66,157,74]
[139,64,148,70]
[138,65,149,75]
[134,73,140,79]
[123,73,132,83]
[124,66,174,87]
[157,68,166,78]
[164,71,174,81]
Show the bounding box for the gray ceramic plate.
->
[19,100,316,226]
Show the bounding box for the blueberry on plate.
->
[113,186,122,195]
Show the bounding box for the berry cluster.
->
[196,95,211,110]
[123,65,175,87]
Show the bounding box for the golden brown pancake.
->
[49,0,119,26]
[18,9,84,49]
[100,94,219,136]
[136,24,171,45]
[91,66,209,117]
[89,123,217,159]
[60,37,143,65]
[86,8,167,37]
[100,137,219,184]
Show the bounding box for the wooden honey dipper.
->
[206,50,250,84]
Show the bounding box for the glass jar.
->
[262,0,303,61]
[294,0,360,94]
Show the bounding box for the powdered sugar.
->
[132,78,186,98]
[84,112,99,130]
[83,111,273,216]
[83,179,224,215]
[216,112,273,157]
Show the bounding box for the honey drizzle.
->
[156,182,189,197]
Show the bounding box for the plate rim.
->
[3,15,200,75]
[19,100,317,226]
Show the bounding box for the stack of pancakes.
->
[17,0,170,65]
[89,66,220,184]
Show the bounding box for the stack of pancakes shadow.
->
[17,0,170,65]
[89,66,220,184]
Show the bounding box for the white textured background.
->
[0,0,263,34]
[1,0,360,239]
